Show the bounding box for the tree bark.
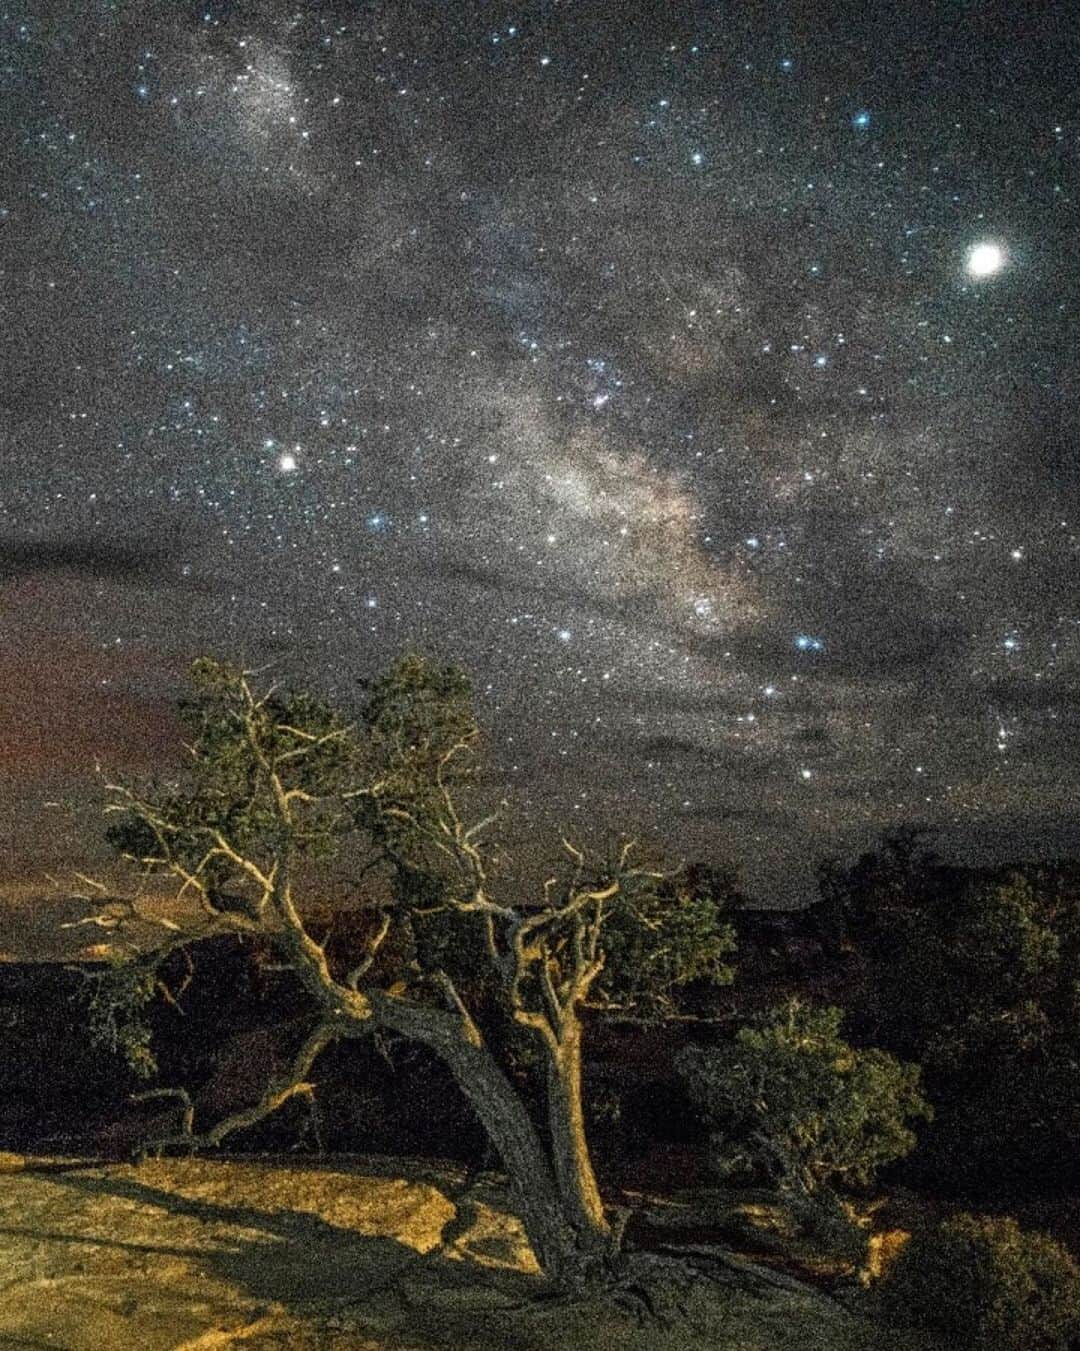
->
[370,992,609,1287]
[263,921,615,1286]
[546,1017,611,1248]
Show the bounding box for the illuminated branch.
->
[432,969,483,1048]
[346,911,392,990]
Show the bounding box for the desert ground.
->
[0,1154,923,1350]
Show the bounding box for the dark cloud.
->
[0,538,220,592]
[0,539,170,581]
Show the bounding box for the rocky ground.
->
[0,1153,931,1350]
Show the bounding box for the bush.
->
[817,837,1080,1195]
[677,1000,930,1200]
[876,1212,1080,1349]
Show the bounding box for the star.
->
[966,241,1006,278]
[2,0,1075,919]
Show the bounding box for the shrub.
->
[876,1212,1080,1349]
[678,1000,930,1200]
[817,836,1080,1195]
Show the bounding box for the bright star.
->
[966,241,1005,278]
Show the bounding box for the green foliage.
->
[360,651,476,761]
[84,958,161,1079]
[678,1000,930,1198]
[357,652,481,866]
[819,835,1080,1190]
[883,873,1061,1071]
[820,835,1075,1067]
[876,1212,1080,1349]
[105,653,478,904]
[107,658,366,905]
[815,824,939,946]
[591,867,737,1015]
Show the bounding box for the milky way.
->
[2,1,1078,905]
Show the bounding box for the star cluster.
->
[2,1,1078,902]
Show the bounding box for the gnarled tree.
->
[92,654,734,1291]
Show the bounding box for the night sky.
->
[3,0,1079,918]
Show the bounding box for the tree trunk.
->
[545,1017,612,1251]
[370,993,608,1287]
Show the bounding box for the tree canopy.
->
[90,653,738,1290]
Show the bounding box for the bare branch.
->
[462,812,500,844]
[561,838,585,867]
[275,722,355,750]
[538,956,564,1029]
[132,1020,350,1157]
[132,1086,195,1139]
[346,911,392,990]
[432,969,483,1048]
[204,830,274,894]
[72,872,109,895]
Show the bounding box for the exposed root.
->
[489,1250,708,1327]
[498,1242,854,1330]
[652,1240,851,1309]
